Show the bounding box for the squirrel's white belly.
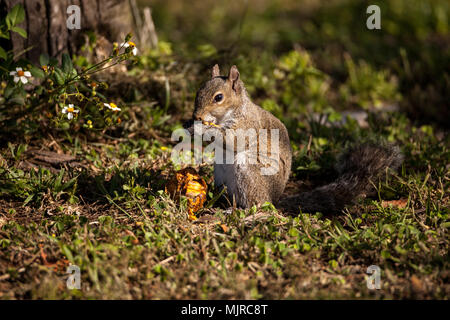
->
[214,162,247,207]
[214,163,238,196]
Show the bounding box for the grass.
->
[0,0,449,299]
[0,110,448,299]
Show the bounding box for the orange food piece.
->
[165,167,207,220]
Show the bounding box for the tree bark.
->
[1,0,132,63]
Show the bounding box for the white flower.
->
[61,104,79,120]
[104,102,121,111]
[120,41,138,56]
[9,67,32,84]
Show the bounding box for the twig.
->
[143,7,158,49]
[160,256,175,265]
[129,0,143,43]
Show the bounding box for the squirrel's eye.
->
[214,93,223,103]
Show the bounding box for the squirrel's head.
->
[193,64,246,126]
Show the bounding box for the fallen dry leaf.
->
[39,244,49,265]
[381,198,408,208]
[220,224,229,233]
[124,229,139,245]
[410,275,424,293]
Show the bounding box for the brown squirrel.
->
[188,64,403,214]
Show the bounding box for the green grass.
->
[0,0,449,299]
[0,110,448,299]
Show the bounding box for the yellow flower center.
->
[17,70,25,77]
[128,41,136,47]
[67,107,74,113]
[110,103,118,109]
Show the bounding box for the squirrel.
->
[187,64,403,214]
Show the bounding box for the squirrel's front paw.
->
[202,121,221,128]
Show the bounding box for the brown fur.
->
[190,65,403,214]
[279,143,403,214]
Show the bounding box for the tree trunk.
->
[1,0,132,63]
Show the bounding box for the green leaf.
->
[61,244,74,262]
[0,30,10,40]
[328,259,338,269]
[23,194,34,206]
[34,85,44,95]
[288,228,299,237]
[0,46,7,60]
[54,67,65,85]
[39,53,50,67]
[3,86,14,98]
[5,16,11,29]
[49,57,58,67]
[381,250,391,259]
[441,222,450,229]
[9,92,25,105]
[62,53,73,73]
[11,26,27,38]
[30,66,45,79]
[61,177,77,191]
[6,4,26,28]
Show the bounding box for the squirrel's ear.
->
[211,64,220,78]
[228,65,242,93]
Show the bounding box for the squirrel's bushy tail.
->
[283,143,403,214]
